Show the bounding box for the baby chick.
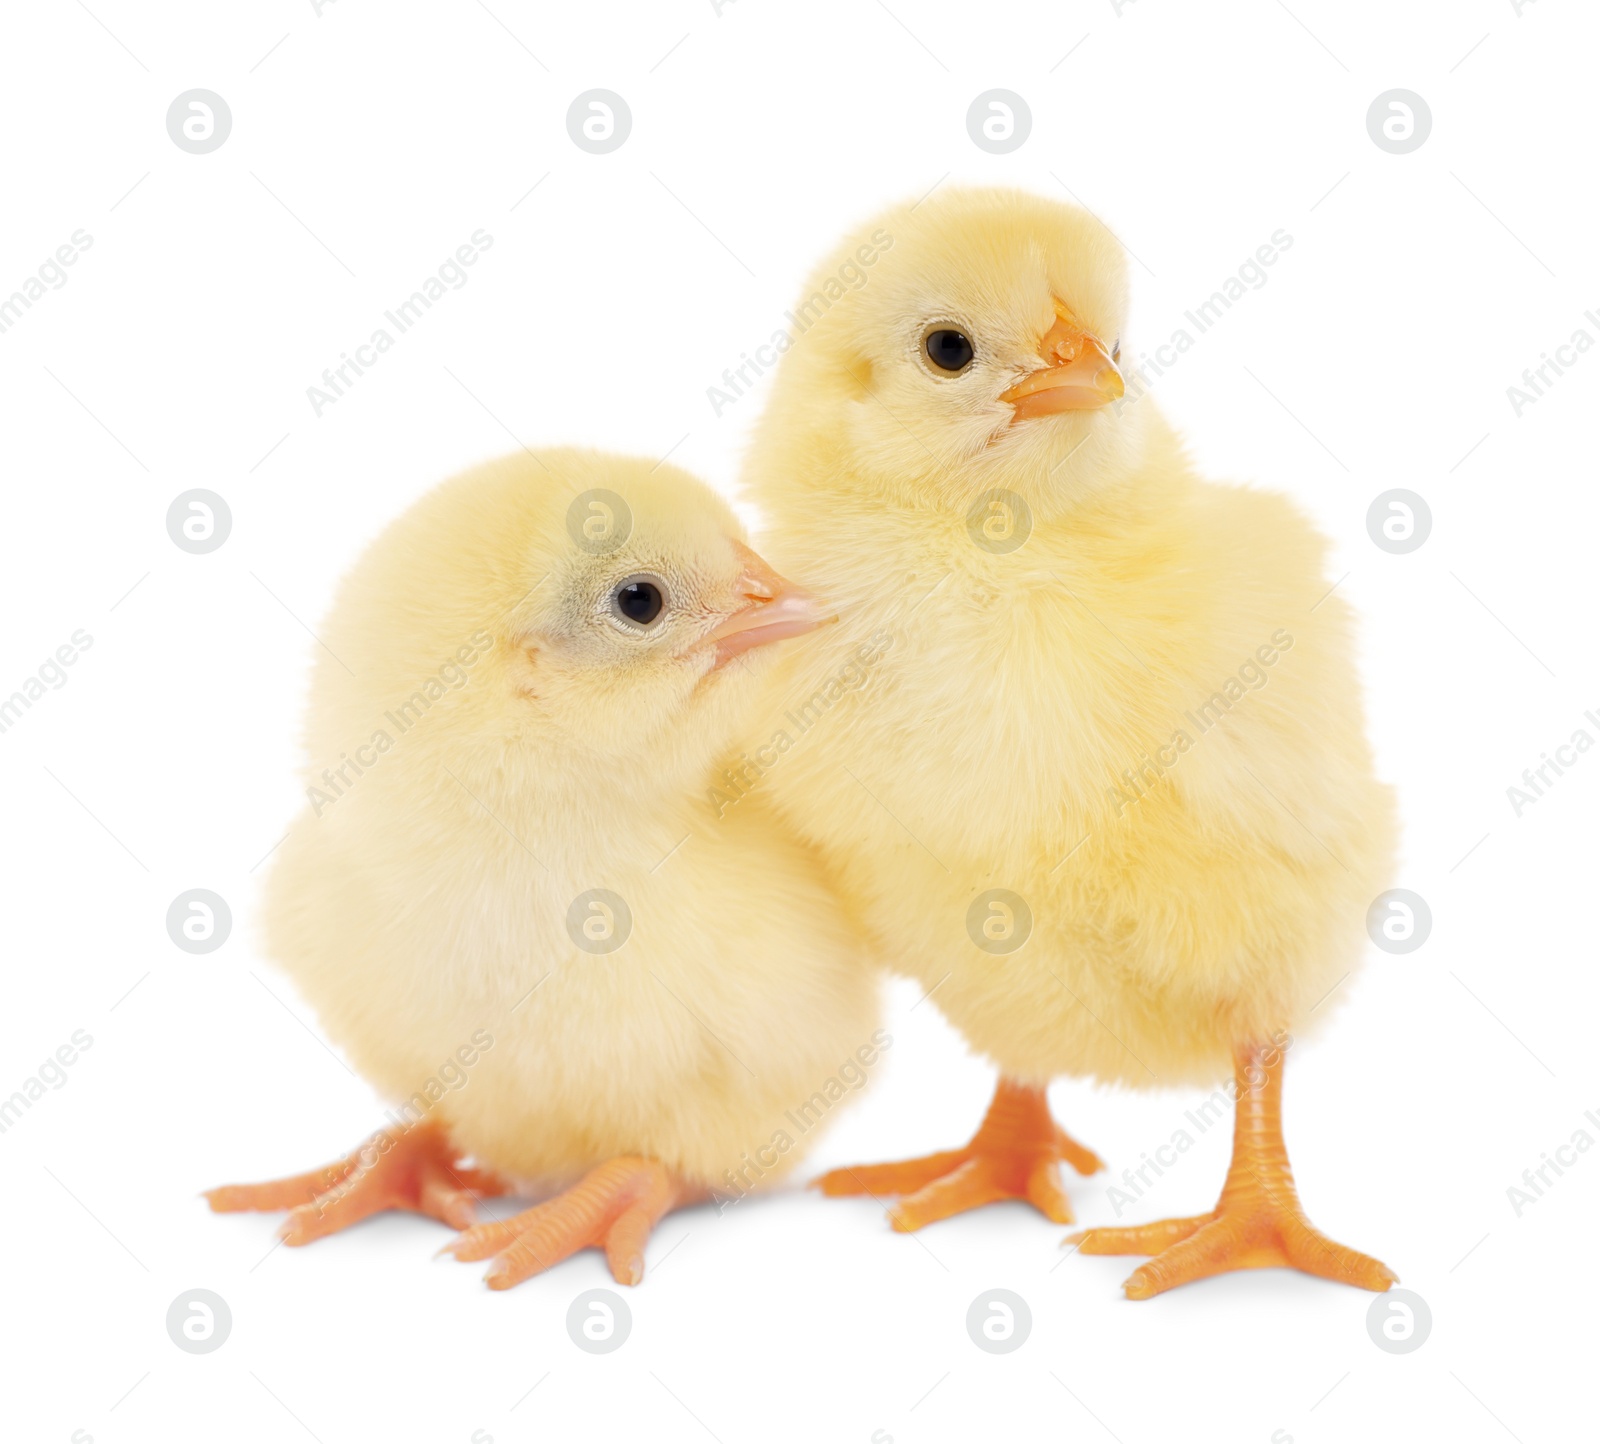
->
[738,187,1396,1298]
[207,449,878,1288]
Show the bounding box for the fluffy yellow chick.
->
[207,450,880,1288]
[738,187,1397,1298]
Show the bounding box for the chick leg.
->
[816,1078,1103,1229]
[1069,1040,1397,1299]
[444,1156,695,1289]
[205,1117,508,1244]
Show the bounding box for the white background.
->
[2,1,1595,1441]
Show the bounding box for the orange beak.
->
[999,301,1124,421]
[703,542,829,669]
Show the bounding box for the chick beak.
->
[703,543,829,669]
[999,302,1124,421]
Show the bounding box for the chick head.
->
[512,454,822,750]
[316,450,821,799]
[765,186,1151,509]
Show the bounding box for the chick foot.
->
[1069,1040,1396,1299]
[443,1156,691,1289]
[205,1116,507,1245]
[816,1077,1103,1230]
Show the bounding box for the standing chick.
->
[207,450,879,1288]
[739,188,1396,1298]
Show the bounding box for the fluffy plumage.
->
[743,189,1393,1089]
[260,450,878,1195]
[736,187,1398,1293]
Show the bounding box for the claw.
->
[443,1156,686,1290]
[815,1078,1100,1230]
[1071,1042,1394,1299]
[204,1117,508,1246]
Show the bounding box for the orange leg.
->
[443,1156,695,1289]
[1070,1040,1397,1299]
[204,1117,507,1245]
[815,1078,1103,1230]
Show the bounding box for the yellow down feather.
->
[738,188,1395,1088]
[263,450,880,1193]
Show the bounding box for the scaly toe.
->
[889,1158,1011,1232]
[1068,1214,1213,1257]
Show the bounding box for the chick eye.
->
[924,328,975,373]
[611,577,666,628]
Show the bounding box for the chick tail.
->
[1068,1040,1397,1300]
[442,1156,691,1289]
[814,1077,1103,1230]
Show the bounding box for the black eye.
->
[925,328,975,373]
[613,578,665,627]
